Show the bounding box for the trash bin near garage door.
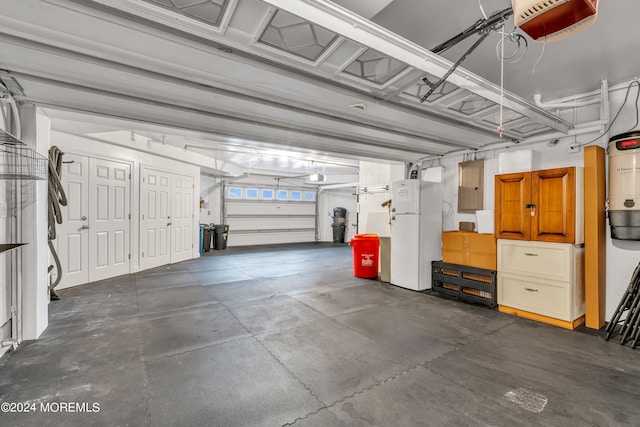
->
[349,234,380,279]
[213,224,229,250]
[332,207,348,243]
[200,225,213,252]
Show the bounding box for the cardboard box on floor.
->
[442,231,496,271]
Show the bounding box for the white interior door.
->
[56,154,89,289]
[89,158,131,282]
[141,168,171,270]
[171,175,194,263]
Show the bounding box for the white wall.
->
[358,161,404,235]
[199,173,222,225]
[52,130,201,273]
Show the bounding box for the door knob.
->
[81,216,87,221]
[167,222,172,226]
[81,225,90,230]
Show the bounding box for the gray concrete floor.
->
[1,243,639,426]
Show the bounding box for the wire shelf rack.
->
[0,129,24,145]
[0,141,47,180]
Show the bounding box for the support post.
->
[584,146,606,329]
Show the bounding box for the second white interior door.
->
[140,167,195,270]
[89,158,131,282]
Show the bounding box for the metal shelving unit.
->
[0,129,47,180]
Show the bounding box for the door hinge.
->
[128,254,131,260]
[142,177,145,182]
[142,252,144,258]
[142,214,145,220]
[129,174,131,179]
[128,213,131,220]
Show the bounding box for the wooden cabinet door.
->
[495,172,531,240]
[531,167,575,243]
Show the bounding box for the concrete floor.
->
[1,243,639,426]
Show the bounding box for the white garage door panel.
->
[224,187,317,247]
[226,203,315,216]
[230,231,316,246]
[228,216,315,231]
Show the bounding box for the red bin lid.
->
[350,234,380,244]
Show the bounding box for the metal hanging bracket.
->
[421,7,514,103]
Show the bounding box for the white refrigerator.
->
[390,175,443,291]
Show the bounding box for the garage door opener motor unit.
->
[608,131,640,240]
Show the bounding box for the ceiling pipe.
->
[518,122,606,145]
[412,118,607,165]
[533,79,608,109]
[533,93,602,109]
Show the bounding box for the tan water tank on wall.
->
[608,130,640,240]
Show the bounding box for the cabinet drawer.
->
[498,273,570,320]
[498,240,571,282]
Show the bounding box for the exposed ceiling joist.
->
[260,0,572,134]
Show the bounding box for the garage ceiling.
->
[0,0,637,171]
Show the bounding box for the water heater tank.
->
[609,131,640,240]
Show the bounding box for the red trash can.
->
[349,234,380,279]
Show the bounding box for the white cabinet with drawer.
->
[497,239,585,328]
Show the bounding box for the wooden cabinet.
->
[497,239,585,329]
[442,231,496,270]
[494,167,583,244]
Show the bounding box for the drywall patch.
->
[504,387,548,413]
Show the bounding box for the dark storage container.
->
[332,224,346,243]
[200,224,213,252]
[213,224,229,250]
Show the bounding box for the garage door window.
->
[262,189,274,200]
[228,187,242,198]
[277,190,288,200]
[246,189,259,199]
[291,191,301,200]
[304,191,315,201]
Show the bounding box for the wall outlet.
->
[567,144,581,154]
